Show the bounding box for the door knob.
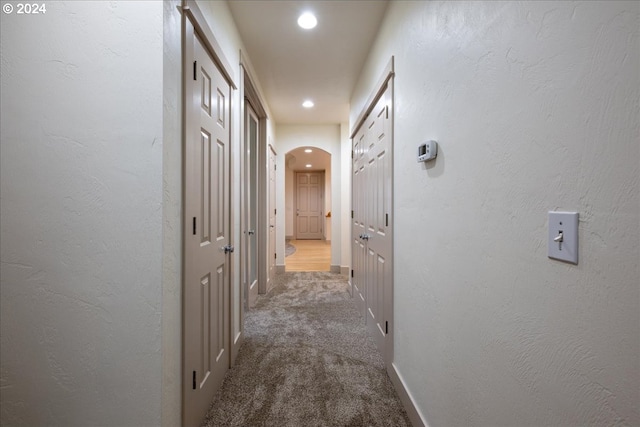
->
[223,244,234,254]
[248,230,255,235]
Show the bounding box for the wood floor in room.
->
[285,239,331,272]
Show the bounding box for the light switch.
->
[548,211,578,264]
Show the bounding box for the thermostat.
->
[418,140,437,162]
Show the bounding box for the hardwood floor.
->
[285,239,331,272]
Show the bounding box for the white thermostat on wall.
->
[418,140,437,162]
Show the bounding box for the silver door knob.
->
[248,230,255,235]
[223,244,234,254]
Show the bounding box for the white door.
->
[296,172,324,240]
[243,104,259,307]
[183,31,232,427]
[352,84,393,361]
[352,131,367,317]
[268,146,277,285]
[364,88,392,355]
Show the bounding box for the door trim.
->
[181,1,236,90]
[350,56,394,138]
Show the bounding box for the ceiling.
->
[286,146,331,172]
[227,0,389,125]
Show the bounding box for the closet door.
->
[352,129,367,317]
[183,25,232,427]
[351,82,393,362]
[364,87,392,354]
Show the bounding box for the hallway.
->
[202,272,410,426]
[1,1,638,426]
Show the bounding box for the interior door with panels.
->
[352,129,367,318]
[296,172,324,240]
[364,87,392,355]
[351,61,394,366]
[183,24,232,427]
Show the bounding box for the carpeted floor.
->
[202,272,411,427]
[285,240,296,257]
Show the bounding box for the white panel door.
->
[364,89,392,354]
[183,31,231,427]
[296,172,324,240]
[244,104,259,307]
[352,83,393,361]
[352,130,367,318]
[268,146,277,286]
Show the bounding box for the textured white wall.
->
[351,1,639,426]
[0,2,164,425]
[275,125,343,268]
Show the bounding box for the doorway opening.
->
[284,147,332,271]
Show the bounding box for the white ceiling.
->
[286,146,331,172]
[227,0,389,125]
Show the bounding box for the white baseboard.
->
[330,265,341,273]
[340,266,350,276]
[275,265,285,274]
[388,362,428,427]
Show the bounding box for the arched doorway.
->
[284,146,332,271]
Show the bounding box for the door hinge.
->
[351,269,354,278]
[274,209,277,215]
[275,164,277,171]
[351,150,354,159]
[385,321,388,334]
[386,105,389,119]
[192,217,196,235]
[274,253,277,259]
[193,61,197,81]
[351,210,354,219]
[192,371,196,390]
[385,213,389,227]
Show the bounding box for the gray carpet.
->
[202,272,411,427]
[285,240,296,257]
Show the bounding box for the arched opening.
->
[284,146,332,271]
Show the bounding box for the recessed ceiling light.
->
[298,12,317,30]
[302,100,314,108]
[305,164,312,168]
[304,149,313,153]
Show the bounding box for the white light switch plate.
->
[548,211,579,264]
